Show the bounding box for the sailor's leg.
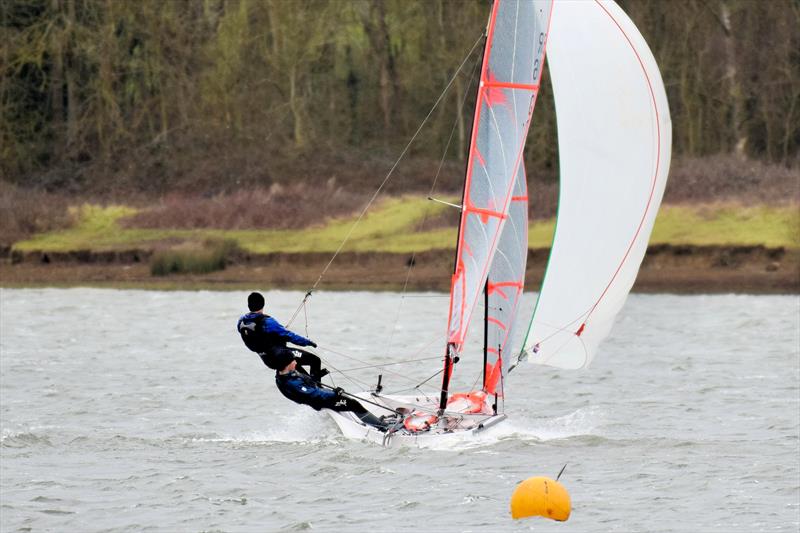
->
[325,396,386,429]
[355,410,388,429]
[262,346,297,371]
[274,373,307,405]
[274,368,330,403]
[294,350,328,381]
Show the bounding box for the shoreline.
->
[2,245,797,294]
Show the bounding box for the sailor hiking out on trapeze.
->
[237,292,392,431]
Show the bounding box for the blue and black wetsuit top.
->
[237,312,313,370]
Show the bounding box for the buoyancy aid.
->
[238,314,283,353]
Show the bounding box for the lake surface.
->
[1,289,798,532]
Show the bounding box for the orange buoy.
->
[510,476,571,521]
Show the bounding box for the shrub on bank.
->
[665,155,799,204]
[0,182,72,245]
[121,184,369,231]
[150,239,238,276]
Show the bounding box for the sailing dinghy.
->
[327,0,671,447]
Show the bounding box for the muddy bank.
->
[2,245,797,293]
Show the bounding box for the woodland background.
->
[1,0,799,244]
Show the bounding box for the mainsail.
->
[519,0,672,370]
[441,0,553,408]
[483,163,528,397]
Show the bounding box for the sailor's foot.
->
[314,368,330,382]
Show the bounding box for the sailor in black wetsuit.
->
[237,292,326,380]
[237,292,390,431]
[274,359,390,430]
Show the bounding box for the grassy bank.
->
[10,197,800,256]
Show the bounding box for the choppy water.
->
[1,289,798,532]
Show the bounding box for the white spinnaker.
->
[520,0,672,370]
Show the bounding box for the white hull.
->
[327,392,507,448]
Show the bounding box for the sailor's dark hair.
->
[247,292,265,312]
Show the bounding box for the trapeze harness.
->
[238,313,323,376]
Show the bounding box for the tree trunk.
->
[289,64,306,148]
[364,2,396,132]
[720,3,747,158]
[782,86,798,163]
[50,0,66,156]
[64,0,78,153]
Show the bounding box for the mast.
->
[438,343,455,414]
[482,279,489,390]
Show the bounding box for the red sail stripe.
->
[489,286,509,300]
[483,81,540,91]
[447,267,464,344]
[474,148,486,167]
[465,205,507,220]
[488,280,524,290]
[483,71,510,108]
[487,317,506,330]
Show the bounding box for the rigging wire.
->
[312,338,462,405]
[336,355,442,373]
[408,367,444,394]
[281,32,492,407]
[286,31,485,328]
[381,38,485,360]
[390,294,450,299]
[514,315,589,369]
[320,356,373,391]
[468,365,483,392]
[317,336,444,393]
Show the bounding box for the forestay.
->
[447,0,553,355]
[520,0,672,370]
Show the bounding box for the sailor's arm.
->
[262,317,316,347]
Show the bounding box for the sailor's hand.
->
[333,387,344,397]
[309,341,318,348]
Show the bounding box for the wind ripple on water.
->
[0,289,797,532]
